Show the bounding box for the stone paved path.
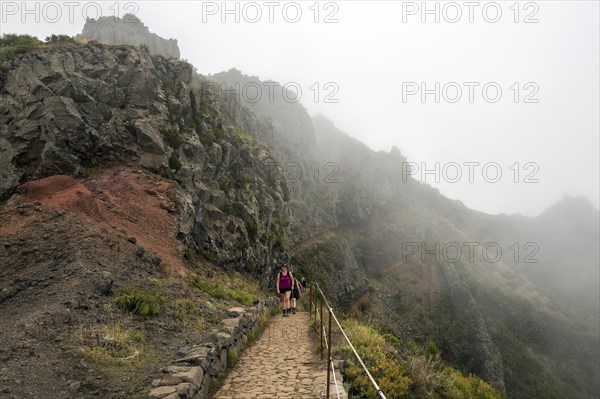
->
[213,312,328,399]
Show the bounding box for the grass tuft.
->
[113,286,166,317]
[188,273,260,306]
[79,324,145,365]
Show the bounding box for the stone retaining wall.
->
[148,297,280,399]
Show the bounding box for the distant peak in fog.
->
[537,194,599,226]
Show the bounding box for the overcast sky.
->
[2,1,598,216]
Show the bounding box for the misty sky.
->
[2,1,598,216]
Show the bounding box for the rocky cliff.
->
[78,14,180,59]
[0,40,290,281]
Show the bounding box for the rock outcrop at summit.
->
[78,14,180,59]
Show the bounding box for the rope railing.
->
[330,357,341,399]
[308,283,388,399]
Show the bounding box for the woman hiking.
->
[276,263,294,317]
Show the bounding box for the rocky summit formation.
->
[78,14,180,59]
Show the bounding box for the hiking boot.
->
[292,308,296,314]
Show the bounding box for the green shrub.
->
[45,34,76,44]
[161,128,184,148]
[213,127,226,140]
[441,367,505,399]
[231,169,249,188]
[198,131,215,147]
[246,220,258,241]
[227,347,238,367]
[340,320,412,398]
[0,33,42,54]
[336,319,506,399]
[174,298,206,330]
[427,340,438,357]
[130,331,145,343]
[259,232,271,244]
[188,274,258,306]
[189,274,227,299]
[175,298,196,316]
[113,286,166,317]
[383,332,402,348]
[273,237,285,252]
[15,155,30,167]
[229,290,256,306]
[221,202,243,217]
[247,329,258,342]
[0,34,43,82]
[169,151,182,171]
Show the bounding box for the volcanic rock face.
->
[0,41,290,280]
[0,41,184,195]
[78,14,180,59]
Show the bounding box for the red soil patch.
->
[20,168,185,275]
[20,175,104,220]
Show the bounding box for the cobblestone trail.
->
[214,312,328,399]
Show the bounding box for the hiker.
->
[300,276,307,290]
[276,263,294,317]
[289,277,301,314]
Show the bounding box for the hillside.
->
[195,68,600,398]
[0,36,292,398]
[0,27,598,399]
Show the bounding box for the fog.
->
[2,0,598,216]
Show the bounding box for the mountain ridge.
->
[0,29,598,399]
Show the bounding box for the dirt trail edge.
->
[214,312,328,399]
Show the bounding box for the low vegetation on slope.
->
[0,184,272,397]
[74,264,271,393]
[336,319,506,399]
